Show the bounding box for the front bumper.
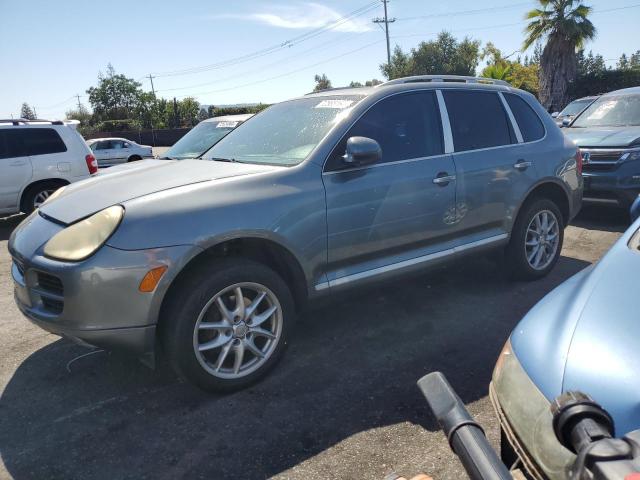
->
[9,212,199,356]
[491,341,575,480]
[582,158,640,208]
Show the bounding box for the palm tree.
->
[482,63,512,81]
[523,0,596,112]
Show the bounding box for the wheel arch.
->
[127,154,142,162]
[159,236,310,326]
[19,178,69,212]
[514,179,571,227]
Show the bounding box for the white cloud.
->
[218,3,371,33]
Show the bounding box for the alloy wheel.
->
[524,210,560,270]
[193,282,283,379]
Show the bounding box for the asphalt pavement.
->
[0,207,627,480]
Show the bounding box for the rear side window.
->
[19,128,67,156]
[443,90,515,152]
[504,93,545,142]
[326,91,444,170]
[0,131,9,159]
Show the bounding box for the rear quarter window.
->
[504,93,545,142]
[19,128,67,156]
[443,90,515,152]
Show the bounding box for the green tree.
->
[64,105,93,134]
[86,64,146,121]
[313,74,332,92]
[618,53,629,70]
[523,0,596,112]
[179,97,200,127]
[20,102,36,120]
[578,50,607,76]
[481,43,539,95]
[349,79,383,87]
[381,32,480,80]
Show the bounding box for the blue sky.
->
[1,0,639,119]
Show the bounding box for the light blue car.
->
[490,216,640,479]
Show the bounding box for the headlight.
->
[491,338,574,479]
[620,148,640,162]
[44,206,124,261]
[41,186,66,207]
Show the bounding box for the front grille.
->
[36,272,64,314]
[41,297,64,315]
[582,149,626,172]
[37,272,64,296]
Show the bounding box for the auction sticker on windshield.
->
[216,121,239,128]
[314,99,354,109]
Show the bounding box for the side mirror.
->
[342,136,381,167]
[551,112,560,118]
[562,118,572,127]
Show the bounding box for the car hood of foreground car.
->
[511,219,640,436]
[563,125,640,148]
[40,159,279,225]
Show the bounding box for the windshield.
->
[559,98,593,117]
[163,121,239,159]
[572,94,640,128]
[202,95,364,166]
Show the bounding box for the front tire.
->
[506,198,564,280]
[127,155,142,162]
[161,258,295,392]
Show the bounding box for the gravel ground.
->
[0,207,626,480]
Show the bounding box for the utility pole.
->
[148,74,156,97]
[373,0,395,66]
[147,74,157,147]
[75,94,82,111]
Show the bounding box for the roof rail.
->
[0,118,67,126]
[382,75,511,87]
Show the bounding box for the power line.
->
[394,2,531,22]
[174,39,385,99]
[372,0,396,65]
[150,1,380,78]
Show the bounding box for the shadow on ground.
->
[0,214,24,242]
[0,250,591,479]
[572,205,629,233]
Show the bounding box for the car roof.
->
[604,86,640,96]
[87,137,134,142]
[202,114,254,123]
[301,76,516,102]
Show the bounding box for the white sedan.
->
[86,137,153,167]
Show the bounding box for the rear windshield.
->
[164,121,239,159]
[203,95,364,166]
[572,94,640,128]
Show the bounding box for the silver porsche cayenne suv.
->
[9,76,582,391]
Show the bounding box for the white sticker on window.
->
[586,100,617,120]
[216,121,239,128]
[314,99,354,109]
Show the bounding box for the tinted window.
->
[444,90,514,152]
[0,131,9,159]
[326,91,443,170]
[19,128,67,156]
[504,93,545,142]
[4,130,27,157]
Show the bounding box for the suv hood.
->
[40,159,278,224]
[563,126,640,147]
[511,222,640,435]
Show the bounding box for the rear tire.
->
[127,155,142,162]
[160,258,295,392]
[21,181,65,213]
[506,197,564,280]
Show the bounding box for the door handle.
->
[10,159,27,166]
[514,160,532,171]
[433,173,456,186]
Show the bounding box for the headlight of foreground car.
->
[491,339,574,479]
[621,148,640,162]
[44,205,124,261]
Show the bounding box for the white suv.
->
[0,119,97,215]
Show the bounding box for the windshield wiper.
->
[209,157,241,163]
